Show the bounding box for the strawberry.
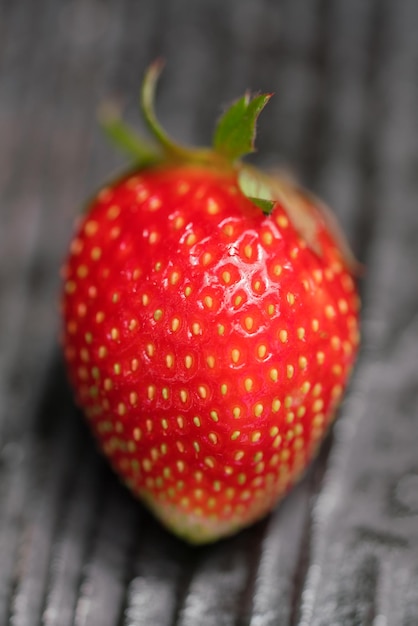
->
[61,62,360,544]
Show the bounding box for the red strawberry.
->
[61,62,360,543]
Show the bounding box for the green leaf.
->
[99,102,161,166]
[238,166,275,201]
[237,166,276,214]
[213,92,272,162]
[247,197,275,214]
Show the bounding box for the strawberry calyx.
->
[101,60,271,174]
[100,61,360,273]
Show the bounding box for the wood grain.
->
[1,1,417,624]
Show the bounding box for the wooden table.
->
[1,1,418,624]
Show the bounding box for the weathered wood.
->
[1,0,418,624]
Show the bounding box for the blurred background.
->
[1,1,418,624]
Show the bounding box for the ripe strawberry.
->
[61,62,360,543]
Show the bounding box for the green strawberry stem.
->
[140,59,215,165]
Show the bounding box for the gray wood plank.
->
[299,1,418,623]
[1,1,418,625]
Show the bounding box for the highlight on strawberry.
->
[61,61,361,544]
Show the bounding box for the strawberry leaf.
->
[213,93,272,162]
[248,197,275,214]
[238,166,276,214]
[99,102,161,166]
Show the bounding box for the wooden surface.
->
[1,1,418,624]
